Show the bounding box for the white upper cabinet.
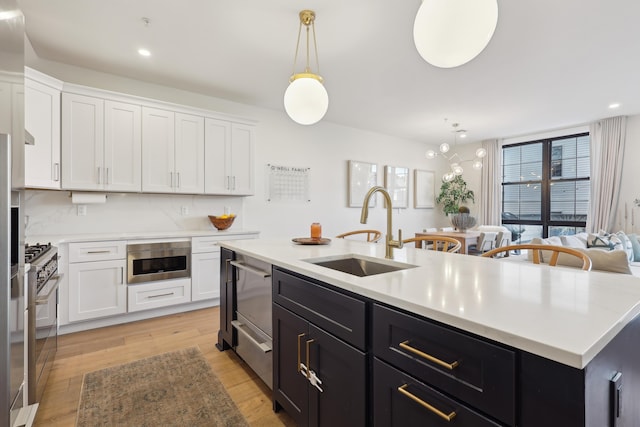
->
[142,107,174,193]
[104,100,142,191]
[62,93,105,190]
[175,112,204,193]
[25,71,63,189]
[142,107,204,193]
[204,118,254,195]
[62,93,141,191]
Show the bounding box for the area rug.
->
[76,346,249,427]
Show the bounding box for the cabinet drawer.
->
[69,240,126,262]
[191,236,223,253]
[373,304,515,426]
[273,268,366,350]
[127,278,191,312]
[373,358,502,427]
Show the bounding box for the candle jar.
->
[311,222,322,239]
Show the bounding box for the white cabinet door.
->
[230,123,254,195]
[62,93,105,190]
[175,112,204,194]
[142,107,175,193]
[204,117,231,194]
[25,78,61,189]
[204,118,254,195]
[191,251,221,301]
[104,100,141,192]
[68,259,127,322]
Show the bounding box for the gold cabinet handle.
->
[306,339,315,379]
[225,259,232,284]
[398,384,457,422]
[297,333,306,373]
[399,340,459,370]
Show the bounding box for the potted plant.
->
[435,175,475,215]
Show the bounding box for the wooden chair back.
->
[335,229,383,243]
[403,236,462,253]
[481,244,592,271]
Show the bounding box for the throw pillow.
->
[614,231,635,262]
[587,233,623,251]
[557,248,632,274]
[561,234,588,248]
[628,233,640,262]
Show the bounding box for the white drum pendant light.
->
[413,0,498,68]
[284,10,329,125]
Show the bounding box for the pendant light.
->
[413,0,498,68]
[283,10,329,125]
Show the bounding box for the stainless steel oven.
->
[26,243,60,405]
[127,241,191,284]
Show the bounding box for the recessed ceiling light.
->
[609,103,621,109]
[138,48,151,57]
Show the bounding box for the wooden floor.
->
[34,307,296,426]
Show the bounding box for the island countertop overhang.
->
[219,237,640,369]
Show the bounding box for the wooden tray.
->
[292,237,331,245]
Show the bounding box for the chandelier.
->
[425,123,487,182]
[283,10,329,125]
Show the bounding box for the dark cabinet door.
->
[274,304,367,427]
[309,324,366,427]
[273,303,310,426]
[217,247,235,350]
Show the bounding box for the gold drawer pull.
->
[297,333,306,373]
[399,340,459,370]
[398,384,457,422]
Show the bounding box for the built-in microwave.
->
[126,241,191,284]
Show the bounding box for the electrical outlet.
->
[181,206,189,215]
[77,205,87,216]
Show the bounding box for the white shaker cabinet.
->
[142,107,204,193]
[62,93,141,191]
[67,241,127,322]
[191,237,222,301]
[24,70,63,189]
[204,118,254,195]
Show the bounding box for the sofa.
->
[525,231,640,276]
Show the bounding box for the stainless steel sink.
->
[305,254,416,277]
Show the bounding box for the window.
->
[501,133,590,242]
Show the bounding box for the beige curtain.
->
[587,116,627,232]
[478,139,502,225]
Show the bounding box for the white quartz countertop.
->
[26,229,260,245]
[219,237,640,369]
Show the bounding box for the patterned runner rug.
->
[76,346,249,426]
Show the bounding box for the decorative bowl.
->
[449,213,477,232]
[208,215,235,231]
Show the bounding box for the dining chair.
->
[403,236,462,253]
[481,244,592,271]
[336,229,383,243]
[468,231,498,255]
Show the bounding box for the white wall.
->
[25,58,473,240]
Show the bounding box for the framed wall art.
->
[384,165,409,209]
[414,169,435,208]
[348,160,378,207]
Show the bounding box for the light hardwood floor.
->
[34,307,296,426]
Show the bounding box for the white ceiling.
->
[19,0,640,143]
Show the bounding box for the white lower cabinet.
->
[191,251,221,301]
[127,278,191,312]
[68,259,127,322]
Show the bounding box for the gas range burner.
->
[25,242,53,264]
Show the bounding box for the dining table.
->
[414,230,480,254]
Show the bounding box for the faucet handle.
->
[397,229,403,249]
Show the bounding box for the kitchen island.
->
[218,238,640,426]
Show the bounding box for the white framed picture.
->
[384,165,409,209]
[414,169,435,208]
[348,160,377,207]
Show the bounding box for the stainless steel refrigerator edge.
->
[1,0,26,425]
